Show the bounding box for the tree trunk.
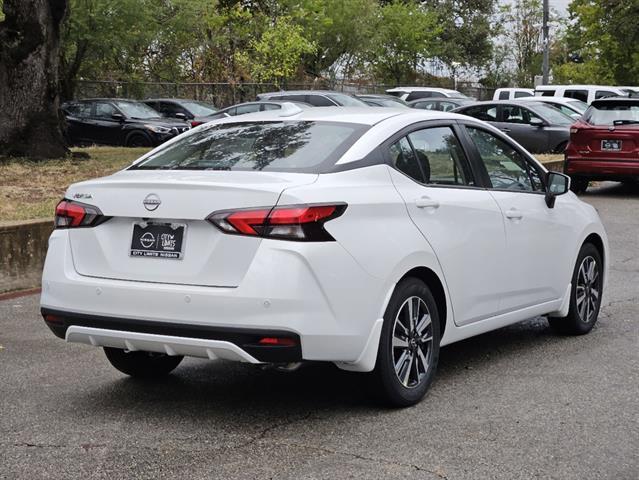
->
[0,0,69,159]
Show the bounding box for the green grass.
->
[0,147,150,222]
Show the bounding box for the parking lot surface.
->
[1,182,638,480]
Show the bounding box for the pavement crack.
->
[14,442,65,449]
[238,412,314,449]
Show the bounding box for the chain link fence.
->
[75,80,495,108]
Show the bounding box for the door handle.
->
[505,208,523,220]
[500,128,512,133]
[415,196,440,209]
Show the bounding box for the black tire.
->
[549,243,603,335]
[570,177,589,194]
[554,141,568,153]
[104,347,183,378]
[126,133,152,148]
[373,278,440,407]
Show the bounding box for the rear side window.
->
[390,137,424,182]
[564,90,588,102]
[407,127,472,186]
[94,102,118,119]
[306,95,335,107]
[276,94,307,103]
[130,121,367,173]
[406,91,435,101]
[540,90,556,96]
[235,104,261,115]
[499,91,509,100]
[462,105,497,122]
[439,101,458,112]
[514,91,532,98]
[65,103,92,117]
[595,90,617,99]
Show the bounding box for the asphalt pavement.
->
[1,182,638,479]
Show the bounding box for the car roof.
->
[518,97,582,104]
[259,90,348,97]
[407,98,471,104]
[207,105,467,126]
[535,85,626,90]
[591,97,639,107]
[144,98,213,103]
[71,98,143,103]
[386,87,460,94]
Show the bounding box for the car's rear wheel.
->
[570,177,589,193]
[104,347,183,377]
[549,243,603,335]
[373,278,440,407]
[126,133,152,148]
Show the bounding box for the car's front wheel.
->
[549,242,603,335]
[104,347,183,378]
[373,278,440,407]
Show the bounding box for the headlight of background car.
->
[144,125,173,134]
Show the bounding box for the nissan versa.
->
[41,105,608,406]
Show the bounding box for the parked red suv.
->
[565,98,639,192]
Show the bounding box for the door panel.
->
[465,126,573,312]
[386,126,507,325]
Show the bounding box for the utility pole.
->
[542,0,550,84]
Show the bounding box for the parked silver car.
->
[452,101,574,153]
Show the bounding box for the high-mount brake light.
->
[207,204,346,241]
[54,199,109,229]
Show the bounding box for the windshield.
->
[130,121,367,172]
[530,104,574,125]
[180,101,217,116]
[566,100,588,114]
[326,93,368,107]
[115,101,161,119]
[585,103,639,125]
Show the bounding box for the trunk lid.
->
[572,123,639,159]
[66,170,317,287]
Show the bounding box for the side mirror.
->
[529,117,545,127]
[112,113,124,121]
[174,112,187,120]
[545,171,570,208]
[570,113,582,120]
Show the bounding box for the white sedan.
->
[41,105,608,406]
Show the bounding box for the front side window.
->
[540,90,556,96]
[407,127,472,186]
[307,95,335,107]
[514,91,533,98]
[235,104,261,115]
[114,101,160,119]
[501,105,528,124]
[595,90,617,99]
[406,91,433,101]
[466,127,543,192]
[499,91,509,100]
[439,101,457,112]
[130,121,366,173]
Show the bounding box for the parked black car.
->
[256,90,368,107]
[143,98,218,127]
[205,100,312,120]
[408,97,475,112]
[452,100,574,153]
[355,94,408,107]
[62,99,191,147]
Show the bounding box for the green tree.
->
[236,16,316,85]
[365,1,441,85]
[436,0,497,74]
[553,0,639,85]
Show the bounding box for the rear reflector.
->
[258,337,297,347]
[54,199,109,229]
[207,203,346,241]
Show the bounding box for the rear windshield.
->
[130,121,368,173]
[584,103,639,125]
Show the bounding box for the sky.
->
[501,0,571,16]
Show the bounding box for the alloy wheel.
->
[392,296,433,388]
[576,255,600,323]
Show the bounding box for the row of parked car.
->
[61,85,639,192]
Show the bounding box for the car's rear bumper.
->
[565,157,639,180]
[40,230,386,369]
[42,308,301,363]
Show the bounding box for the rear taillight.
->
[570,127,579,134]
[207,203,346,241]
[190,120,204,127]
[54,199,109,229]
